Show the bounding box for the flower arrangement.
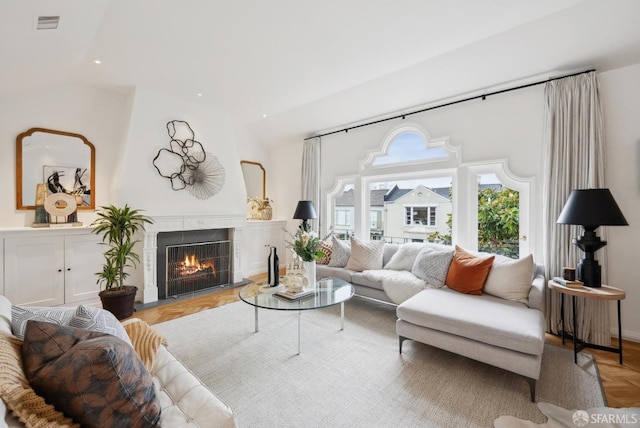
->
[247,197,272,211]
[285,226,331,262]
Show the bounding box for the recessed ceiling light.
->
[197,93,203,97]
[262,114,267,118]
[94,60,102,64]
[36,16,60,30]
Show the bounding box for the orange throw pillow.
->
[445,246,495,295]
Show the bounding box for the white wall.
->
[117,88,246,217]
[0,84,130,227]
[270,65,640,341]
[600,63,640,342]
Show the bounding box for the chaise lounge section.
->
[316,238,546,401]
[396,265,546,401]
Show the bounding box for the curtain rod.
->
[304,69,596,141]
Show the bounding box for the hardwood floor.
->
[132,278,640,409]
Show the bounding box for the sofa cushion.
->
[396,288,545,355]
[345,237,385,271]
[316,264,354,282]
[351,271,385,291]
[382,243,400,266]
[317,239,333,265]
[327,236,351,267]
[411,247,454,288]
[384,243,424,271]
[445,246,494,295]
[22,320,161,428]
[11,304,131,345]
[484,254,534,305]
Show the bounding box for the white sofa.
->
[317,241,546,401]
[0,295,238,428]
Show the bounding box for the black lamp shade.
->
[293,200,317,220]
[556,188,628,287]
[557,189,628,229]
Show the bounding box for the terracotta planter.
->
[99,285,138,320]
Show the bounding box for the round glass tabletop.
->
[239,277,354,311]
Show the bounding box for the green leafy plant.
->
[91,204,154,291]
[285,226,331,262]
[477,187,519,258]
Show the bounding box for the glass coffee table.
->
[238,277,354,354]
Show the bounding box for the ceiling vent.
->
[36,16,60,30]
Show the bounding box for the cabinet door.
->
[4,236,65,306]
[64,234,104,304]
[242,222,286,277]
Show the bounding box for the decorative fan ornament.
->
[152,121,226,199]
[184,152,226,200]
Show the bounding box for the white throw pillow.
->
[11,304,131,345]
[483,253,534,305]
[345,237,385,272]
[411,247,454,288]
[327,236,351,268]
[383,243,425,271]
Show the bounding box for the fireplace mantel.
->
[142,214,246,303]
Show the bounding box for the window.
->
[371,132,447,166]
[404,206,436,226]
[335,210,351,226]
[476,173,520,258]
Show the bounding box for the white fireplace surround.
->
[142,214,246,304]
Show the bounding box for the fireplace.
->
[157,228,231,299]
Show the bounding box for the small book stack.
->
[552,277,584,288]
[275,288,316,301]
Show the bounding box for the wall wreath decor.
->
[152,120,226,199]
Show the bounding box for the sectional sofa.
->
[316,237,546,401]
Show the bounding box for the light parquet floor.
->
[132,276,640,409]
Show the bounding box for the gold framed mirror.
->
[16,128,96,210]
[240,160,266,200]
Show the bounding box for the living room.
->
[1,1,640,426]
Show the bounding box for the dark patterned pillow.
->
[317,239,333,265]
[22,321,161,428]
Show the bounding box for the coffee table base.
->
[253,302,346,354]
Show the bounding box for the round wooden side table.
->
[548,280,625,364]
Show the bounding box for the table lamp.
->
[293,200,317,232]
[556,188,628,287]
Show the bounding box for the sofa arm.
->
[153,345,238,428]
[528,264,546,313]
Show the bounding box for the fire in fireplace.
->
[157,229,231,299]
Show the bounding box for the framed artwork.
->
[43,165,91,207]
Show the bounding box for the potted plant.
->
[91,204,153,319]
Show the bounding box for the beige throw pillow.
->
[483,253,534,305]
[345,237,385,272]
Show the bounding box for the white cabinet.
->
[1,228,103,306]
[241,220,286,277]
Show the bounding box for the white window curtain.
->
[542,71,610,346]
[301,137,321,232]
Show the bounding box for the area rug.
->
[153,297,606,428]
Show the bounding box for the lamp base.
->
[577,258,601,288]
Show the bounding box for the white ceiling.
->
[2,0,640,146]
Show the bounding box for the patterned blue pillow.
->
[11,304,131,345]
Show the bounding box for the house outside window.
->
[404,206,436,226]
